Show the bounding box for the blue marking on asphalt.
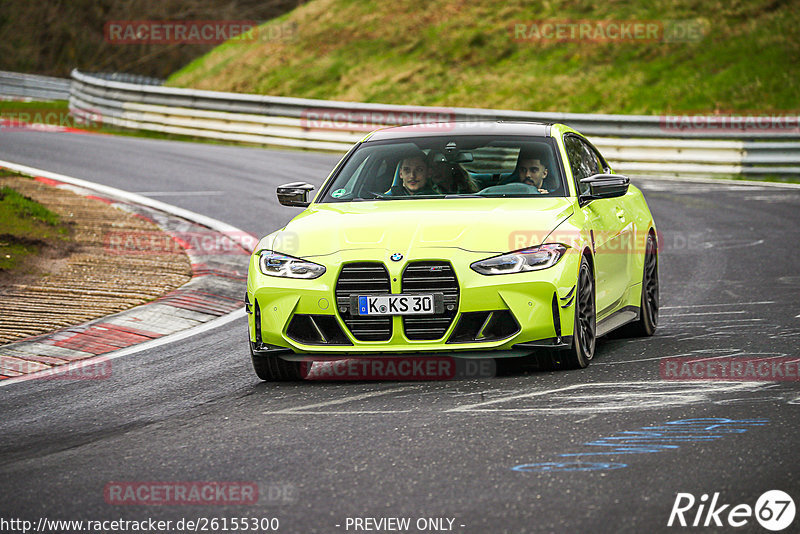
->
[512,418,768,472]
[512,461,627,472]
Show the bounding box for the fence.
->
[0,71,71,101]
[5,69,799,176]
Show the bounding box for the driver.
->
[496,147,554,194]
[386,150,438,196]
[516,148,550,194]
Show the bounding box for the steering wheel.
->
[477,182,542,195]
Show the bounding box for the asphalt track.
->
[1,129,799,534]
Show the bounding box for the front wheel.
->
[557,255,596,369]
[250,342,304,381]
[618,232,659,337]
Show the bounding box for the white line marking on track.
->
[593,355,688,365]
[574,415,597,423]
[267,386,418,414]
[594,351,788,366]
[446,384,587,412]
[713,396,786,405]
[661,301,774,309]
[666,319,763,325]
[683,352,787,363]
[265,410,413,415]
[661,311,748,317]
[447,381,766,414]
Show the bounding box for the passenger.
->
[386,152,438,196]
[427,152,479,194]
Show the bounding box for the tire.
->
[556,255,596,369]
[618,232,659,337]
[250,342,304,381]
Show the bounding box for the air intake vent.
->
[286,315,352,345]
[447,310,519,343]
[401,261,459,340]
[335,262,392,341]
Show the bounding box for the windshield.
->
[318,135,566,202]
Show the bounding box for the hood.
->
[263,198,574,258]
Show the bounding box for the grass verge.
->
[0,172,71,274]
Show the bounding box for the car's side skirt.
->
[596,305,640,337]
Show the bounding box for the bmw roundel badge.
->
[390,253,403,262]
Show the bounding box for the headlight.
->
[258,250,326,279]
[470,244,568,275]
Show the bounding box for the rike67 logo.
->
[668,490,795,531]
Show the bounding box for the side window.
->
[579,142,601,177]
[565,136,592,194]
[581,142,605,175]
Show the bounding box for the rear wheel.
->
[250,342,304,381]
[618,232,658,337]
[556,255,596,369]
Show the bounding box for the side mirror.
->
[579,173,629,202]
[277,182,315,207]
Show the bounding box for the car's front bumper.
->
[246,247,581,357]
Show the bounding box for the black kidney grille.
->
[402,261,460,340]
[335,262,392,341]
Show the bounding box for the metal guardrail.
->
[82,72,165,86]
[64,69,800,176]
[0,71,72,101]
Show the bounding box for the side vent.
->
[552,293,562,340]
[254,299,262,344]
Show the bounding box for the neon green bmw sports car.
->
[246,122,658,380]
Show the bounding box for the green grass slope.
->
[167,0,800,114]
[0,179,70,273]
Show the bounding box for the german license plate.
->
[356,294,435,316]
